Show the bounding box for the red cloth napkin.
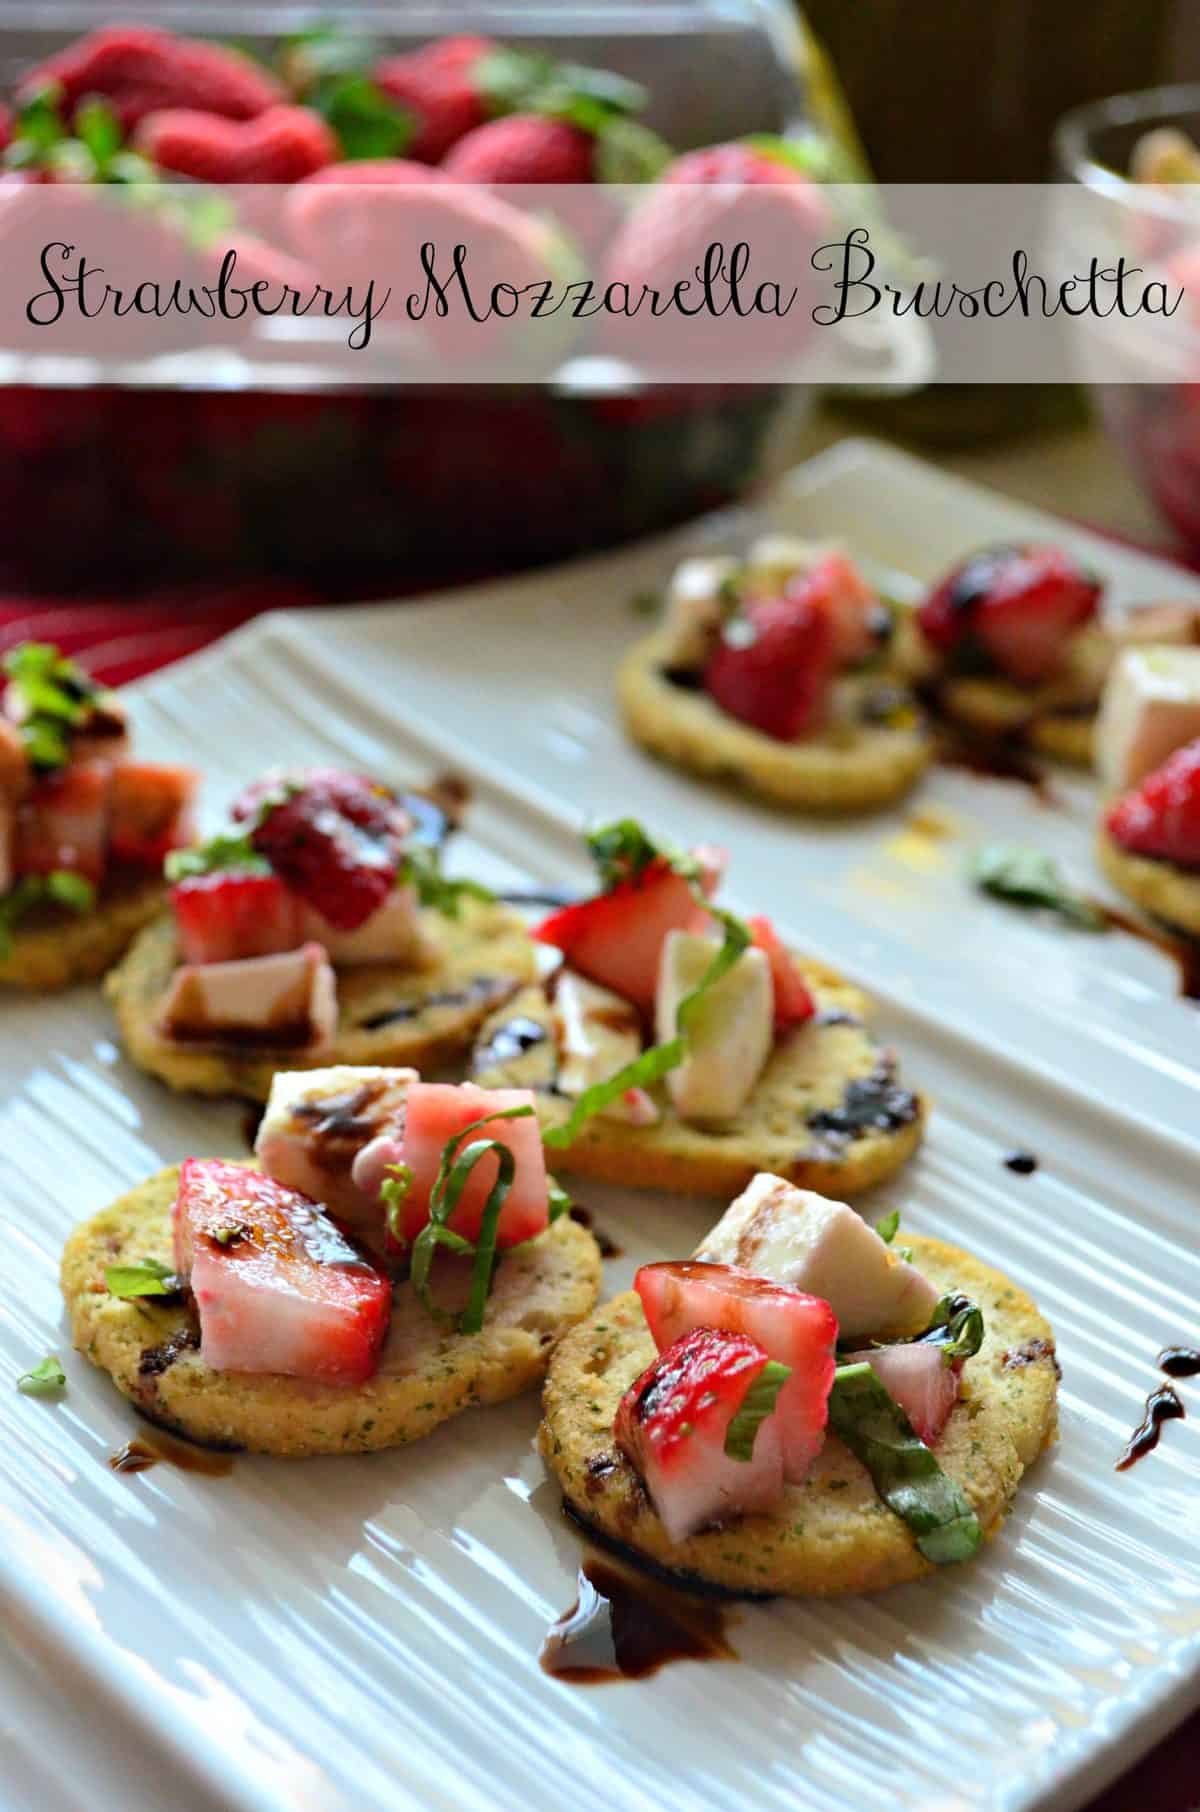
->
[2,580,1197,1805]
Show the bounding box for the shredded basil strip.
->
[164,833,269,883]
[723,1358,791,1461]
[544,898,750,1149]
[0,870,96,958]
[969,843,1106,931]
[916,1293,986,1365]
[400,843,495,919]
[410,1106,535,1331]
[17,1355,66,1396]
[104,1258,182,1299]
[876,1208,900,1244]
[380,1162,413,1248]
[547,1179,572,1222]
[828,1362,982,1565]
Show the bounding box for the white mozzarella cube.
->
[300,885,424,966]
[552,971,657,1125]
[158,942,337,1055]
[1096,647,1200,791]
[656,933,772,1124]
[660,556,740,668]
[256,1064,415,1247]
[695,1174,938,1337]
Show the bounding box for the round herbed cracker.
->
[105,898,538,1101]
[540,1234,1058,1596]
[472,958,926,1198]
[617,630,931,812]
[1096,825,1200,938]
[0,873,166,992]
[62,1165,602,1457]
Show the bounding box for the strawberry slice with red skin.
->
[747,916,815,1032]
[1106,737,1200,867]
[784,552,883,669]
[237,770,410,933]
[704,591,837,742]
[635,1260,836,1483]
[533,858,712,1015]
[615,1326,786,1542]
[109,762,197,868]
[917,545,1102,684]
[13,759,111,883]
[171,869,306,966]
[384,1081,549,1249]
[173,1158,391,1385]
[844,1342,960,1447]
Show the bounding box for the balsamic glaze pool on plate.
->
[540,1557,733,1683]
[110,1428,235,1477]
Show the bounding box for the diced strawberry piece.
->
[917,545,1102,683]
[173,1158,391,1384]
[533,858,710,1015]
[1106,737,1200,867]
[19,25,282,129]
[785,552,881,668]
[704,592,836,742]
[615,1326,786,1541]
[135,103,337,183]
[392,1081,548,1248]
[373,34,497,163]
[845,1342,960,1447]
[13,759,110,882]
[747,916,815,1032]
[171,869,305,965]
[238,769,409,933]
[0,717,29,798]
[443,114,594,183]
[108,762,197,867]
[635,1260,836,1483]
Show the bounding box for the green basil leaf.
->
[547,1179,572,1222]
[969,843,1107,931]
[105,1258,183,1299]
[410,1105,535,1328]
[723,1357,791,1461]
[916,1293,986,1365]
[17,1355,66,1396]
[876,1208,900,1244]
[164,833,270,883]
[45,871,96,912]
[828,1362,982,1564]
[380,1162,413,1248]
[0,870,94,959]
[400,844,494,918]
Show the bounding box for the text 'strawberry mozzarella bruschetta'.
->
[1097,736,1200,936]
[894,542,1200,768]
[61,1072,602,1456]
[541,1173,1058,1594]
[106,767,537,1099]
[0,643,198,989]
[617,537,931,811]
[472,820,926,1197]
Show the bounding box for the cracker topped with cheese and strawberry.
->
[617,537,931,811]
[62,1070,602,1456]
[106,766,537,1099]
[472,820,926,1197]
[0,642,199,990]
[894,543,1200,769]
[541,1174,1058,1595]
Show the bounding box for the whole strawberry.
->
[600,139,830,376]
[19,24,282,131]
[373,34,498,163]
[917,544,1102,684]
[136,103,336,182]
[1106,738,1200,868]
[704,592,836,741]
[442,114,594,183]
[236,770,411,931]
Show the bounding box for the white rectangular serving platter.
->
[2,437,1199,1812]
